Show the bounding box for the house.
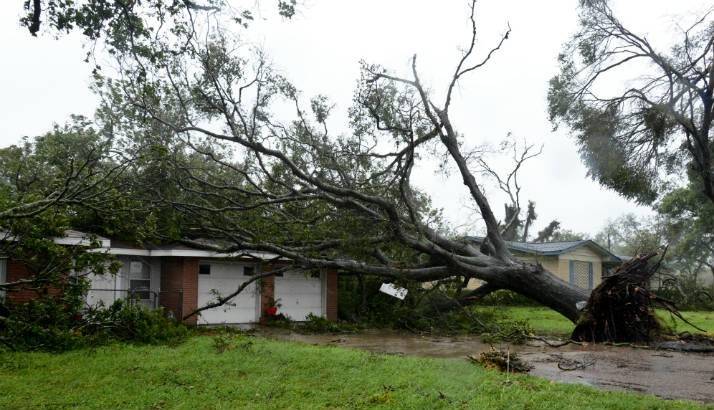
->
[466,237,622,292]
[0,231,338,325]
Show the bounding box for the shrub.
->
[299,313,361,334]
[0,296,188,352]
[82,299,189,346]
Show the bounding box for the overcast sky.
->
[1,0,709,238]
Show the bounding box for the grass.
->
[475,306,714,337]
[0,336,710,409]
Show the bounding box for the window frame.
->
[199,263,211,275]
[243,265,255,276]
[568,260,594,290]
[126,259,151,301]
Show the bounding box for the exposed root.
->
[571,253,705,343]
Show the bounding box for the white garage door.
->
[274,270,324,321]
[197,261,259,324]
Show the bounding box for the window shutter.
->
[588,262,594,289]
[569,260,574,285]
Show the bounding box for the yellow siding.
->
[465,245,605,290]
[516,255,559,276]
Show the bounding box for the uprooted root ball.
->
[571,253,705,343]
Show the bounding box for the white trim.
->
[2,228,285,261]
[321,270,327,318]
[146,249,284,260]
[105,248,151,256]
[52,236,111,248]
[90,247,284,260]
[0,258,6,300]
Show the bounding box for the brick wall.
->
[160,257,199,325]
[5,258,64,304]
[325,268,338,321]
[259,274,275,323]
[6,258,37,304]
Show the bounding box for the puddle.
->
[260,328,714,403]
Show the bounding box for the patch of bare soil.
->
[260,328,714,403]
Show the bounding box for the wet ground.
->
[260,328,714,403]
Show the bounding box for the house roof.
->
[465,236,621,262]
[0,229,282,261]
[103,237,283,260]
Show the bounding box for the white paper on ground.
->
[379,283,408,300]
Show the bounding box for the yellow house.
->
[466,237,622,292]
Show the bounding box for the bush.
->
[0,297,188,352]
[0,282,90,351]
[653,285,714,311]
[299,313,361,334]
[82,299,189,346]
[336,276,535,341]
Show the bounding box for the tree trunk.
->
[483,264,587,323]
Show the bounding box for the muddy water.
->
[261,329,714,403]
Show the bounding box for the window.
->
[243,266,255,276]
[127,260,151,301]
[129,279,151,300]
[569,260,594,290]
[199,264,211,275]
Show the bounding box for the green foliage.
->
[300,313,361,334]
[548,2,713,206]
[337,276,534,341]
[82,299,189,346]
[479,290,539,307]
[1,296,188,352]
[20,1,296,60]
[0,281,90,352]
[654,285,714,311]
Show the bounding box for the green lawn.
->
[1,336,709,409]
[475,306,714,336]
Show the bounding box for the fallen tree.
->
[83,0,714,337]
[99,0,593,324]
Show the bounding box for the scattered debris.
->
[655,340,714,353]
[526,335,583,348]
[379,283,408,300]
[557,357,596,371]
[468,347,533,373]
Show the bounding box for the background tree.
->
[548,0,714,206]
[0,120,128,347]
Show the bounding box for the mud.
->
[260,328,714,403]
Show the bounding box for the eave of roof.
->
[465,236,621,262]
[2,230,283,260]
